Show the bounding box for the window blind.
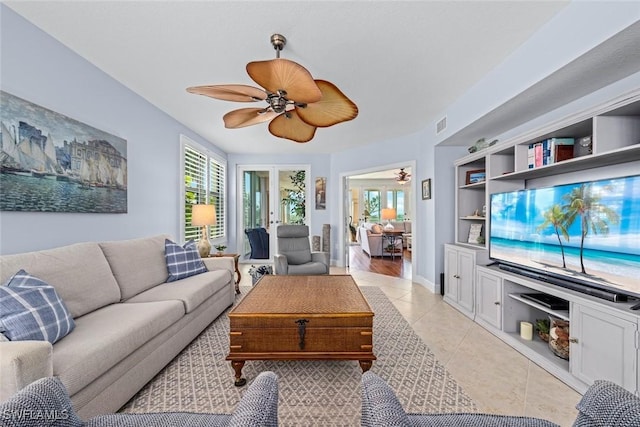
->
[183,142,226,242]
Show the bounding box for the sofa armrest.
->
[229,371,279,427]
[0,341,53,401]
[274,254,288,275]
[361,371,411,427]
[574,380,640,427]
[201,257,234,278]
[0,377,84,427]
[311,251,330,269]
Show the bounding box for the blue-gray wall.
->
[0,6,225,254]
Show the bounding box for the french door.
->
[236,164,310,262]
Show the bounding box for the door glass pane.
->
[242,170,270,258]
[364,190,380,222]
[279,169,306,225]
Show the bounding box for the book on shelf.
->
[527,138,574,168]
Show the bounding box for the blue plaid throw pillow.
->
[165,239,208,282]
[0,270,75,344]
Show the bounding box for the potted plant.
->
[214,244,227,255]
[536,318,550,342]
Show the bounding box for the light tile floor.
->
[239,265,580,426]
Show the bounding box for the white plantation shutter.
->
[181,137,226,243]
[209,156,225,239]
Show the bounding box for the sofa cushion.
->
[53,300,183,396]
[370,224,383,234]
[0,270,75,344]
[165,239,208,282]
[287,262,328,275]
[126,269,231,313]
[99,234,171,300]
[0,243,121,318]
[278,238,312,265]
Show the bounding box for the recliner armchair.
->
[361,371,640,427]
[274,225,329,275]
[0,371,279,427]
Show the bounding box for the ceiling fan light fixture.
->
[186,33,357,143]
[395,168,411,185]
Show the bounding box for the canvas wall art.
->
[315,177,326,210]
[0,91,127,213]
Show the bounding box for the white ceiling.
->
[6,1,632,156]
[5,0,640,160]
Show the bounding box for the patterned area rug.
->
[121,286,476,426]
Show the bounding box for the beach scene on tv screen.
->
[490,175,640,296]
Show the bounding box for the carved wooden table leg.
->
[359,360,373,372]
[231,361,246,386]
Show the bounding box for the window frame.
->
[179,135,226,244]
[386,189,406,220]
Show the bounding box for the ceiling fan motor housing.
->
[270,34,286,57]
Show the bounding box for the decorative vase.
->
[548,316,570,360]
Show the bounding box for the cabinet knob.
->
[569,338,578,344]
[453,274,460,279]
[494,301,500,305]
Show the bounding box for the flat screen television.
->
[489,174,640,302]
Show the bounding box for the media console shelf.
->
[507,293,569,321]
[447,90,640,396]
[475,264,638,395]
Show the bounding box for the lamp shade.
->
[191,204,217,226]
[381,208,396,221]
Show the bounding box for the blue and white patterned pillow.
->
[0,270,75,344]
[165,239,208,282]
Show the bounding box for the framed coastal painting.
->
[0,91,127,213]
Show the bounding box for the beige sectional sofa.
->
[0,234,235,418]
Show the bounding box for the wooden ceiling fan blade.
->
[186,84,267,102]
[296,80,358,127]
[247,59,322,104]
[223,108,279,129]
[268,110,317,143]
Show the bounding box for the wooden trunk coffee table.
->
[226,274,375,386]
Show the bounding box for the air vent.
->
[436,116,447,134]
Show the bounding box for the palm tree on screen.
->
[537,204,570,268]
[562,183,619,274]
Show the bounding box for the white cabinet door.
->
[444,245,459,302]
[571,303,638,393]
[475,268,502,330]
[443,244,477,319]
[457,250,475,314]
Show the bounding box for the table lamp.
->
[381,208,397,231]
[191,204,216,258]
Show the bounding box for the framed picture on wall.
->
[422,179,431,200]
[0,90,128,213]
[315,177,326,210]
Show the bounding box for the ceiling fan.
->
[395,168,411,185]
[186,34,358,143]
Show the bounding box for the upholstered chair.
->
[361,371,640,427]
[274,225,329,275]
[245,227,270,259]
[0,371,279,427]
